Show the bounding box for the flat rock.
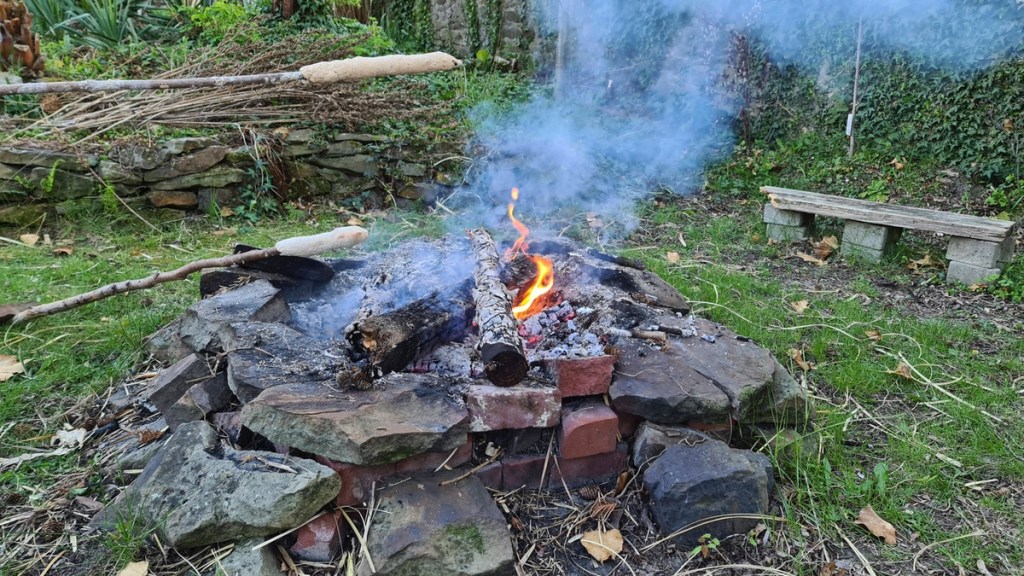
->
[0,148,96,170]
[609,341,731,424]
[162,136,219,155]
[241,373,469,465]
[150,166,246,190]
[225,321,341,403]
[311,154,379,176]
[147,190,198,209]
[147,353,213,415]
[101,421,340,548]
[29,167,94,200]
[357,473,515,576]
[144,145,230,182]
[218,538,281,576]
[177,280,291,353]
[165,372,234,431]
[643,439,772,542]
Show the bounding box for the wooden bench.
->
[761,186,1017,285]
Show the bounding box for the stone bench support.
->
[761,186,1017,286]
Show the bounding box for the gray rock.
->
[643,440,772,542]
[144,146,230,182]
[29,167,95,200]
[283,128,317,143]
[165,372,234,431]
[241,373,469,465]
[109,144,170,171]
[311,154,379,176]
[111,419,170,472]
[216,539,280,576]
[146,353,213,416]
[163,137,218,155]
[0,148,97,170]
[284,143,327,157]
[324,141,365,156]
[223,322,339,403]
[143,317,192,364]
[177,280,291,353]
[631,422,712,468]
[395,161,427,178]
[0,204,46,226]
[150,166,246,190]
[333,133,388,143]
[197,188,239,213]
[97,160,142,185]
[357,474,515,576]
[610,342,731,424]
[104,421,340,548]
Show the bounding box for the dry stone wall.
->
[0,130,444,229]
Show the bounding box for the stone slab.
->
[842,220,902,258]
[223,321,340,403]
[178,280,291,353]
[164,372,233,431]
[241,373,469,465]
[146,353,212,415]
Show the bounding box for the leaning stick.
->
[0,52,462,96]
[10,226,368,325]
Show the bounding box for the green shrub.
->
[183,0,255,44]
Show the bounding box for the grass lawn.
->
[1,155,1022,574]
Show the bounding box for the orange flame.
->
[507,187,530,258]
[512,255,554,320]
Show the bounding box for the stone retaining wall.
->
[0,130,448,228]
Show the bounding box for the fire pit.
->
[115,212,813,572]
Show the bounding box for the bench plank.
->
[762,186,1015,243]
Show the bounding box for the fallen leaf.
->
[219,206,236,218]
[887,363,913,380]
[117,560,148,576]
[854,505,897,544]
[346,216,364,226]
[907,253,942,272]
[581,528,623,562]
[796,252,827,266]
[0,354,25,382]
[138,429,167,445]
[614,470,632,496]
[789,348,814,371]
[666,251,680,264]
[889,157,905,170]
[789,300,809,314]
[811,235,839,260]
[864,330,883,342]
[19,233,39,246]
[53,247,73,257]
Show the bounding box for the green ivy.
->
[463,0,480,53]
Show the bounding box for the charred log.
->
[468,229,529,387]
[348,283,473,376]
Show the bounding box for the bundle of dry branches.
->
[15,28,452,138]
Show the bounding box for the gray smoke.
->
[447,0,1022,242]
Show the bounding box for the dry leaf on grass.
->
[0,354,25,382]
[908,253,943,272]
[790,300,809,314]
[789,348,814,372]
[887,363,913,380]
[19,233,39,246]
[116,560,148,576]
[53,247,73,257]
[812,236,839,260]
[796,252,828,266]
[580,528,623,562]
[889,157,906,170]
[854,505,897,544]
[666,251,680,264]
[864,330,883,342]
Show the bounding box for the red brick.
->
[559,403,618,459]
[500,454,547,490]
[394,435,473,475]
[545,355,615,398]
[467,384,561,431]
[316,457,396,507]
[474,461,503,490]
[548,444,628,489]
[290,510,346,562]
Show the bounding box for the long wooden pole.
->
[9,226,367,324]
[0,52,461,96]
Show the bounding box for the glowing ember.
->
[512,255,554,320]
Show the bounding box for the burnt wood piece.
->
[585,248,646,270]
[468,229,529,387]
[199,268,318,300]
[348,282,473,376]
[233,244,335,283]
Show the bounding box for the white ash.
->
[409,342,485,380]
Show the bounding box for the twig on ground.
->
[838,529,877,576]
[911,530,986,572]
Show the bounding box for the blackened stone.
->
[177,280,290,353]
[643,440,772,543]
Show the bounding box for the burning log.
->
[468,229,529,387]
[348,283,472,376]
